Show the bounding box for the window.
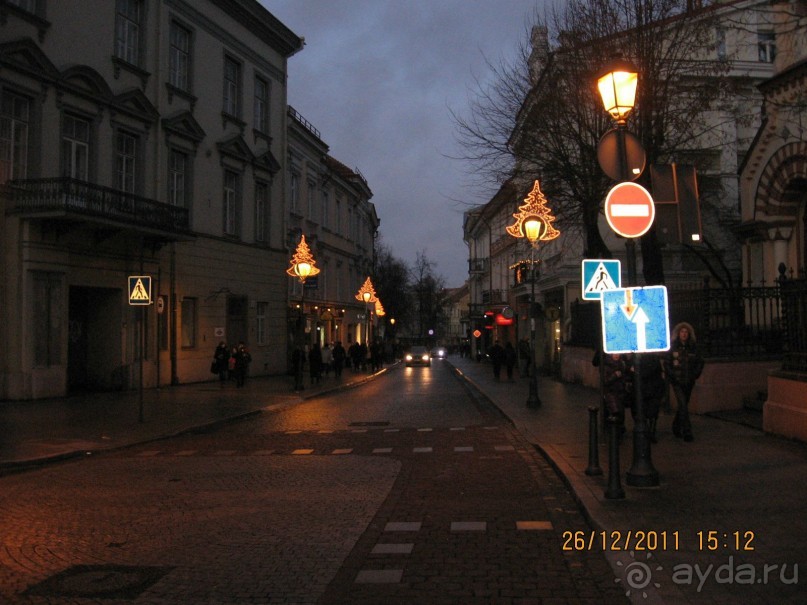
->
[254,76,269,133]
[115,0,142,65]
[169,21,191,91]
[290,171,300,212]
[307,181,316,219]
[116,131,137,193]
[256,301,268,345]
[180,297,197,348]
[223,56,241,117]
[715,28,726,60]
[8,0,37,14]
[758,31,776,63]
[62,114,90,180]
[223,170,240,236]
[255,181,268,242]
[335,198,342,234]
[321,190,329,229]
[168,149,187,206]
[32,272,62,367]
[0,91,30,183]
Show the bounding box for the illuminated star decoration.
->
[505,180,560,243]
[286,235,320,282]
[355,277,378,303]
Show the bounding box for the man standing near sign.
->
[664,322,704,442]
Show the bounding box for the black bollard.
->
[605,415,626,499]
[585,406,603,476]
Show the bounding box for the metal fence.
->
[569,277,807,365]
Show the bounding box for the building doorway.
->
[68,286,122,391]
[227,296,248,346]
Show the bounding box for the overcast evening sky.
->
[266,1,548,288]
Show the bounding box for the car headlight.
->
[405,354,413,361]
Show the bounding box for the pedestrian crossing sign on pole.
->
[601,286,670,353]
[581,259,621,301]
[128,276,152,306]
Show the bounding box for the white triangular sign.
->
[585,262,618,294]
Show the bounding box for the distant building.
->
[286,106,379,353]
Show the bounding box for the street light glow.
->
[597,61,638,123]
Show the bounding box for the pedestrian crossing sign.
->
[581,259,621,301]
[128,275,152,306]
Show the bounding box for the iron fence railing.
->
[570,278,807,366]
[8,177,191,233]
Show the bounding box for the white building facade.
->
[0,0,304,398]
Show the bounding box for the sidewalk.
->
[451,356,806,605]
[0,368,381,472]
[1,357,805,603]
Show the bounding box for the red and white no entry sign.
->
[604,182,655,238]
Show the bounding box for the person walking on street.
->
[349,341,362,373]
[639,353,666,443]
[488,340,505,381]
[309,342,323,385]
[602,353,631,440]
[504,341,517,382]
[321,343,333,377]
[213,341,230,387]
[233,342,251,388]
[292,346,306,391]
[332,341,346,378]
[664,322,704,442]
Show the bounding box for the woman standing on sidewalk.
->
[213,341,230,387]
[664,322,704,442]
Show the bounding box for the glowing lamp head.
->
[294,262,312,279]
[362,291,372,303]
[523,216,544,243]
[597,59,638,123]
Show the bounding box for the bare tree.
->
[454,0,740,284]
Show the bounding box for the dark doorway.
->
[227,296,248,346]
[68,286,122,392]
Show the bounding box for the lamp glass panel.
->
[523,218,543,242]
[598,70,637,121]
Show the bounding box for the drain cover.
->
[25,564,173,599]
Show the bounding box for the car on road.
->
[405,346,431,367]
[431,347,447,359]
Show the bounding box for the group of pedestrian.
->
[487,340,519,382]
[211,340,252,388]
[596,321,704,443]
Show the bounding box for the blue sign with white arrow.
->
[601,286,670,354]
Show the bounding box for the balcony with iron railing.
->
[6,178,192,237]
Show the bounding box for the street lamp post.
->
[506,181,560,408]
[287,235,320,391]
[597,59,659,487]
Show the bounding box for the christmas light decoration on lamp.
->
[506,180,560,247]
[286,235,320,282]
[506,180,560,409]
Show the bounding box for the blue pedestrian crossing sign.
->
[601,286,670,354]
[582,259,621,301]
[128,275,152,306]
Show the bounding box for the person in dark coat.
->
[602,353,631,438]
[504,341,518,382]
[331,341,346,378]
[213,341,230,386]
[233,342,251,388]
[309,342,323,385]
[292,346,306,391]
[488,340,505,381]
[663,322,704,442]
[638,353,666,443]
